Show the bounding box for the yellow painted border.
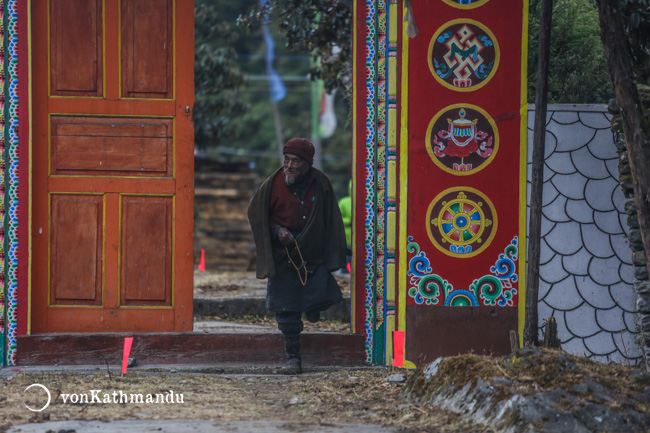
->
[46,0,50,96]
[47,115,51,176]
[103,0,106,98]
[46,192,106,309]
[384,0,400,366]
[118,0,122,97]
[49,175,174,180]
[441,0,491,9]
[350,0,358,330]
[424,186,498,258]
[518,0,530,346]
[172,116,176,179]
[116,193,175,310]
[424,103,499,176]
[48,112,174,118]
[427,18,500,93]
[398,11,409,335]
[48,96,105,100]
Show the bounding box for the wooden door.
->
[31,0,195,333]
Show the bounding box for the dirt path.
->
[1,368,493,433]
[193,271,351,299]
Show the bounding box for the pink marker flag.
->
[393,331,405,367]
[198,249,206,272]
[122,337,134,374]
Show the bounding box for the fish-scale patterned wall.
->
[527,105,641,364]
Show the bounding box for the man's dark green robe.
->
[247,167,347,313]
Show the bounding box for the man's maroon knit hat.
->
[283,137,315,165]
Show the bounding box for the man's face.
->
[283,153,309,185]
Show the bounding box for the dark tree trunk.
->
[596,0,650,364]
[524,0,553,347]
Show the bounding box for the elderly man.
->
[248,137,347,374]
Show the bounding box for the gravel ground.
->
[193,271,351,299]
[193,270,353,332]
[1,368,493,433]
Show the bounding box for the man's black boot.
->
[282,333,302,374]
[305,310,320,323]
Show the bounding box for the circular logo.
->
[24,383,52,412]
[428,19,499,92]
[426,104,498,175]
[426,187,497,258]
[441,0,490,9]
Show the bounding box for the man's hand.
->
[277,226,295,246]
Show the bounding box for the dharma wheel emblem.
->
[426,188,497,258]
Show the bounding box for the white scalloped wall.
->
[527,105,641,364]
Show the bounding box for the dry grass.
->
[406,347,650,418]
[193,271,352,299]
[195,314,351,333]
[1,368,494,433]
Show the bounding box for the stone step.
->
[16,332,365,366]
[193,297,352,322]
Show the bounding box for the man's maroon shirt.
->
[269,170,317,236]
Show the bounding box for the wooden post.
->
[542,317,561,348]
[524,0,554,347]
[510,330,520,353]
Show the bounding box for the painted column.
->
[397,0,528,364]
[2,0,20,366]
[0,0,6,366]
[353,0,378,363]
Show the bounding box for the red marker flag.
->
[198,249,206,272]
[122,337,134,374]
[393,331,405,367]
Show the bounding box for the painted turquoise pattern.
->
[364,0,377,364]
[0,0,5,366]
[374,0,387,364]
[407,236,518,307]
[3,0,18,366]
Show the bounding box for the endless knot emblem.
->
[429,20,499,91]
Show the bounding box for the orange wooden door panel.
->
[121,0,174,99]
[31,0,194,333]
[50,0,103,96]
[50,194,104,306]
[50,116,173,176]
[120,195,173,307]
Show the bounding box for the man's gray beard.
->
[285,174,296,186]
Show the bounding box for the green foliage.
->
[237,0,353,96]
[528,0,613,103]
[195,0,352,199]
[194,4,247,149]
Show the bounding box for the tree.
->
[525,0,554,348]
[238,0,353,97]
[194,4,247,149]
[596,0,650,366]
